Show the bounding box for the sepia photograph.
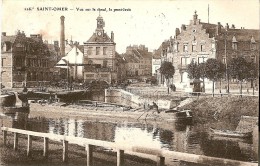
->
[0,0,259,165]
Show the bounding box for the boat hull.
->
[164,109,192,122]
[210,128,252,138]
[0,93,16,107]
[1,106,30,114]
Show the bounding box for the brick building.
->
[83,15,119,84]
[158,11,259,92]
[122,45,152,79]
[1,31,59,88]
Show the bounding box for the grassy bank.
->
[181,96,259,127]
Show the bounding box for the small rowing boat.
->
[209,127,252,138]
[164,109,192,121]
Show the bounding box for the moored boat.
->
[1,90,30,114]
[2,105,30,114]
[0,92,16,107]
[209,127,252,138]
[164,109,192,122]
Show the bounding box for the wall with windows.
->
[84,44,116,70]
[170,13,216,91]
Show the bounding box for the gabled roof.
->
[86,33,114,43]
[200,22,219,38]
[77,45,84,53]
[217,29,260,42]
[1,35,17,43]
[122,53,139,63]
[136,49,152,59]
[115,52,126,63]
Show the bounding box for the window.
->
[181,57,190,66]
[198,57,207,64]
[251,56,256,63]
[88,60,93,64]
[103,47,107,55]
[211,43,215,49]
[222,57,226,64]
[232,42,237,50]
[192,45,196,52]
[87,47,92,55]
[200,45,205,52]
[103,60,107,68]
[183,45,188,52]
[250,43,256,50]
[96,47,100,55]
[174,43,178,51]
[1,58,6,67]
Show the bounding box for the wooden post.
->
[86,144,93,166]
[27,135,32,156]
[3,130,7,146]
[43,137,49,158]
[63,140,68,162]
[117,149,124,166]
[14,132,18,150]
[156,156,165,166]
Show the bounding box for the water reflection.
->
[0,113,258,164]
[0,112,29,129]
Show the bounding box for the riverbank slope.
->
[181,96,259,127]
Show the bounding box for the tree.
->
[228,57,253,96]
[204,58,225,97]
[159,61,175,94]
[198,62,206,92]
[187,60,200,79]
[247,61,258,95]
[187,60,202,92]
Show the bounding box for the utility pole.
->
[225,31,229,93]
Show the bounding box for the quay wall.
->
[105,88,176,109]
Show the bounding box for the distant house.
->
[1,31,58,88]
[56,43,84,81]
[122,45,152,80]
[158,11,259,92]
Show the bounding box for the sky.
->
[1,0,259,54]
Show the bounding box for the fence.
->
[1,127,257,166]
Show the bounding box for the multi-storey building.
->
[122,45,152,79]
[159,11,259,92]
[83,15,118,84]
[1,31,59,88]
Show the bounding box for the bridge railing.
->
[1,127,258,166]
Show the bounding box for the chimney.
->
[175,28,180,37]
[217,22,221,35]
[225,23,229,30]
[54,40,59,46]
[2,32,6,36]
[60,16,65,57]
[111,31,114,42]
[193,10,198,25]
[231,24,235,29]
[181,24,186,31]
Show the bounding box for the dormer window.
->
[232,42,237,50]
[250,36,256,50]
[251,55,256,63]
[232,36,237,50]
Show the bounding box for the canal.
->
[0,110,258,166]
